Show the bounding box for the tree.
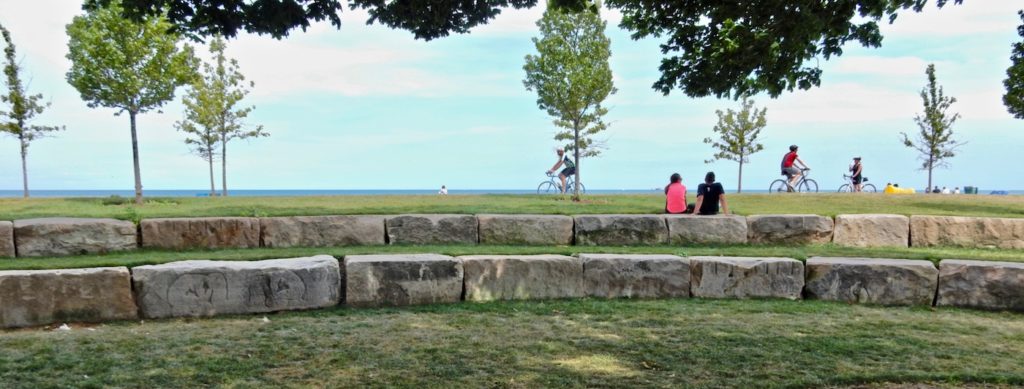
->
[1004,10,1024,119]
[900,64,963,191]
[66,1,196,204]
[176,36,266,197]
[703,97,766,193]
[0,23,63,198]
[92,0,960,98]
[523,5,615,199]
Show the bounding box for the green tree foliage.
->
[523,5,615,199]
[66,1,197,204]
[1004,10,1024,120]
[900,64,963,191]
[0,23,63,198]
[177,37,267,197]
[92,0,960,99]
[704,97,766,193]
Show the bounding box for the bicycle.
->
[769,168,818,193]
[538,172,586,194]
[837,174,877,193]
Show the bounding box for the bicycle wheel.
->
[564,180,586,195]
[800,179,818,193]
[863,183,877,193]
[837,184,851,193]
[769,179,790,193]
[537,181,558,194]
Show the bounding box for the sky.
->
[0,0,1022,192]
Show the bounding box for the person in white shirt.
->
[439,185,448,195]
[953,187,961,194]
[941,186,950,194]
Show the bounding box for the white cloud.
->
[832,56,939,77]
[879,1,1020,37]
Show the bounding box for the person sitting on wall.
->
[694,171,729,215]
[664,173,691,214]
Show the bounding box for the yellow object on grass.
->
[884,184,916,194]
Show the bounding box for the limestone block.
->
[132,255,341,319]
[140,217,260,250]
[690,256,804,300]
[385,215,477,245]
[0,267,137,328]
[13,218,137,257]
[344,254,463,307]
[261,215,385,248]
[477,214,573,245]
[804,257,938,306]
[666,215,747,245]
[461,255,583,301]
[747,214,833,245]
[937,260,1024,311]
[833,214,910,248]
[574,215,668,246]
[0,221,13,258]
[910,215,1024,249]
[580,254,689,299]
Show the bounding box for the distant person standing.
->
[780,145,809,191]
[850,157,863,192]
[694,172,729,215]
[664,173,689,214]
[546,147,576,194]
[439,185,448,195]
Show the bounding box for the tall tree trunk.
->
[927,155,934,192]
[737,159,744,193]
[573,126,581,201]
[129,111,143,205]
[19,133,28,198]
[221,138,228,197]
[208,155,216,197]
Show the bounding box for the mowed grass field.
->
[0,193,1023,220]
[2,299,1023,388]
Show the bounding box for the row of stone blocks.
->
[2,214,1023,258]
[2,255,1022,328]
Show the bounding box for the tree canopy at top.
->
[86,0,962,99]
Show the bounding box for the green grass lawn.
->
[2,243,1021,271]
[1,193,1023,220]
[2,298,1022,388]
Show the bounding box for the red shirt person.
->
[664,173,688,213]
[780,145,810,190]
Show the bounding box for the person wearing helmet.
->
[780,145,809,191]
[546,147,576,194]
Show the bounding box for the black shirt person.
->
[693,172,729,215]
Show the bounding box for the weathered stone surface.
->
[910,215,1024,249]
[261,215,385,248]
[133,255,341,319]
[385,215,477,245]
[461,255,583,301]
[141,217,259,250]
[13,218,137,257]
[833,214,910,248]
[574,215,668,246]
[690,257,804,300]
[0,221,13,258]
[0,267,137,328]
[747,214,834,245]
[804,257,938,306]
[666,215,747,245]
[477,214,573,245]
[937,260,1024,311]
[344,254,463,307]
[581,254,689,299]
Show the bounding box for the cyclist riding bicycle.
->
[849,157,863,192]
[546,147,576,194]
[780,145,810,191]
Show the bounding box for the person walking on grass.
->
[546,147,576,194]
[694,172,729,215]
[780,145,810,191]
